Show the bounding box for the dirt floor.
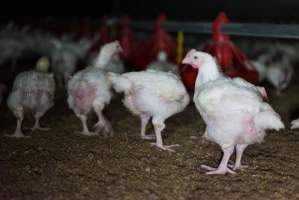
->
[1,78,299,200]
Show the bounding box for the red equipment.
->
[118,16,138,67]
[149,14,177,64]
[129,14,177,70]
[204,12,258,84]
[180,12,259,91]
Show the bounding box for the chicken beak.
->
[182,58,198,69]
[182,57,191,65]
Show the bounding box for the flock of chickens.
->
[0,17,299,175]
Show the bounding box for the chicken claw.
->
[30,126,50,131]
[4,131,31,138]
[141,134,156,140]
[77,131,98,136]
[150,143,180,152]
[201,164,235,175]
[206,168,235,175]
[228,162,248,170]
[94,121,113,137]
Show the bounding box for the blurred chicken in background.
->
[147,51,180,77]
[51,37,93,88]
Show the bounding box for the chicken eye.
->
[194,56,198,59]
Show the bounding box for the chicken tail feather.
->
[254,103,285,131]
[107,72,132,93]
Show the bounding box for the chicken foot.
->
[31,112,50,131]
[140,115,155,140]
[150,117,180,152]
[77,114,97,136]
[228,144,248,170]
[93,104,113,137]
[5,107,29,138]
[201,146,235,175]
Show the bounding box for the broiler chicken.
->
[108,70,190,152]
[147,51,180,77]
[265,55,293,95]
[250,54,269,83]
[291,119,299,130]
[183,49,284,175]
[67,41,122,136]
[51,38,93,88]
[247,42,294,94]
[6,57,55,138]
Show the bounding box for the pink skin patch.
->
[130,86,144,113]
[73,86,96,114]
[243,116,256,135]
[191,63,200,69]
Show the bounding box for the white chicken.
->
[0,26,54,73]
[0,28,27,70]
[91,47,125,74]
[291,119,299,130]
[265,55,293,95]
[147,51,180,77]
[67,41,122,136]
[248,42,294,94]
[251,54,269,83]
[183,49,284,175]
[108,70,190,152]
[6,57,55,138]
[51,38,93,88]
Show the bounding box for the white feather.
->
[291,119,299,130]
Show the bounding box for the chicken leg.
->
[201,146,235,175]
[5,107,29,138]
[232,144,248,170]
[150,117,180,152]
[77,114,97,136]
[140,114,155,140]
[93,104,113,137]
[31,112,50,131]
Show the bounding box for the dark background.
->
[1,0,299,23]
